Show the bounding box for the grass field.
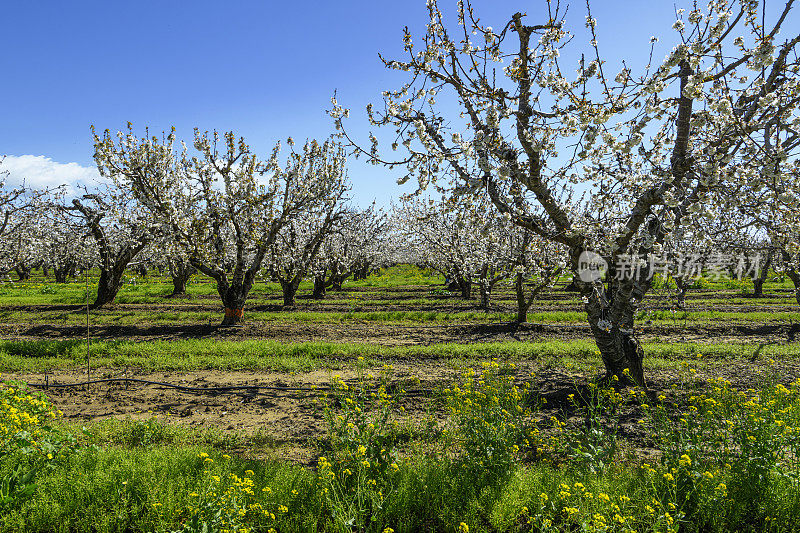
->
[2,266,800,532]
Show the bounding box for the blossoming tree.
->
[310,204,389,299]
[64,186,157,307]
[267,168,349,307]
[397,196,565,316]
[331,0,800,385]
[93,126,349,325]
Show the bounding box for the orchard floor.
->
[3,269,800,459]
[5,355,799,465]
[3,316,800,345]
[6,269,800,531]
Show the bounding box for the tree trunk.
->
[313,274,327,299]
[583,282,646,387]
[515,273,530,323]
[136,264,148,278]
[353,264,371,281]
[479,281,491,309]
[453,273,471,299]
[14,266,31,281]
[93,264,127,308]
[168,260,195,296]
[54,264,72,283]
[42,265,49,278]
[563,275,580,292]
[331,275,346,291]
[514,267,562,324]
[461,280,472,299]
[592,324,645,387]
[753,278,765,298]
[753,251,772,298]
[477,265,492,309]
[280,277,301,307]
[220,286,247,326]
[445,275,460,291]
[674,276,689,308]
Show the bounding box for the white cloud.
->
[0,155,103,194]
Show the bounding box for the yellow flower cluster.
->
[443,360,532,473]
[528,481,639,533]
[172,453,282,532]
[1,375,62,453]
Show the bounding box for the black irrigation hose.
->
[26,377,434,397]
[370,320,591,330]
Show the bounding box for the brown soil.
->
[3,283,799,463]
[1,320,798,346]
[7,357,799,464]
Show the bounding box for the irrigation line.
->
[26,377,434,397]
[374,320,592,330]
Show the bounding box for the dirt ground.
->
[7,356,800,464]
[3,320,800,346]
[4,284,800,462]
[3,284,799,346]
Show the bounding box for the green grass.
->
[6,305,800,328]
[1,445,317,532]
[2,338,798,373]
[4,266,800,531]
[5,369,800,532]
[9,442,800,532]
[0,265,446,305]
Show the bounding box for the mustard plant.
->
[443,360,532,477]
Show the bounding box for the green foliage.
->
[0,378,76,513]
[37,285,58,295]
[564,381,624,474]
[641,374,800,529]
[120,417,174,447]
[650,273,677,292]
[166,454,279,533]
[3,369,800,531]
[721,278,752,293]
[315,362,405,531]
[443,360,532,477]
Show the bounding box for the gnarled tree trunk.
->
[280,277,302,307]
[168,259,195,296]
[94,261,128,308]
[313,274,329,299]
[220,286,247,326]
[14,265,31,281]
[585,294,645,387]
[752,251,772,298]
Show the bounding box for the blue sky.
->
[1,0,693,205]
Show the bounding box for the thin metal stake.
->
[86,268,90,392]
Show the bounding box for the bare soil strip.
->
[7,357,799,464]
